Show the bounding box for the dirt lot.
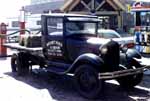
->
[0,57,150,101]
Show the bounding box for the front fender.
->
[70,53,104,72]
[126,49,141,59]
[120,49,142,67]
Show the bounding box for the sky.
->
[0,0,149,22]
[0,0,30,22]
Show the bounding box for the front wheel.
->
[74,64,103,99]
[116,60,143,89]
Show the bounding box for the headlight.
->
[100,46,108,54]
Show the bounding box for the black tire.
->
[116,60,143,89]
[11,54,17,72]
[10,53,22,75]
[11,53,29,76]
[18,52,30,76]
[74,64,103,99]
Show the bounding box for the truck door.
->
[44,17,64,60]
[65,21,97,61]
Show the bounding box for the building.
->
[25,0,65,14]
[6,0,141,33]
[8,0,150,34]
[62,0,127,30]
[25,0,128,30]
[31,0,62,5]
[7,14,41,31]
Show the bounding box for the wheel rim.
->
[78,69,98,92]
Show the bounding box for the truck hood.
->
[87,36,134,46]
[87,37,110,45]
[113,36,134,45]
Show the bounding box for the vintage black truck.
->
[4,13,150,99]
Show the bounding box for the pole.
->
[0,23,7,57]
[20,7,26,35]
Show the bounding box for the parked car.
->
[98,29,121,38]
[98,29,134,48]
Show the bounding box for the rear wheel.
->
[116,60,143,89]
[11,53,29,76]
[74,64,103,99]
[11,54,17,72]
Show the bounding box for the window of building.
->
[36,20,41,25]
[12,21,19,27]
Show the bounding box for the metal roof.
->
[61,0,126,12]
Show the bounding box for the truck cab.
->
[41,14,100,62]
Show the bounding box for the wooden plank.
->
[60,0,73,11]
[95,11,118,15]
[96,0,106,11]
[60,0,80,12]
[4,43,42,52]
[113,0,126,11]
[69,11,90,14]
[91,0,95,10]
[70,11,119,15]
[87,1,92,8]
[106,0,118,10]
[80,0,91,11]
[68,0,81,12]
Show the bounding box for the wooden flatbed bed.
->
[3,43,42,52]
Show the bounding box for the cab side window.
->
[47,17,63,36]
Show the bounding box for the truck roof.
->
[41,13,97,18]
[42,13,99,22]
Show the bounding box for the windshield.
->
[65,21,97,36]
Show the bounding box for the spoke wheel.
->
[11,54,17,73]
[11,53,29,76]
[74,64,103,99]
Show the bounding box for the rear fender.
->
[70,53,104,72]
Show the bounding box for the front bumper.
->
[98,57,150,80]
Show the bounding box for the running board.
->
[45,67,68,75]
[47,61,71,69]
[44,61,71,75]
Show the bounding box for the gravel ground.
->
[0,57,149,101]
